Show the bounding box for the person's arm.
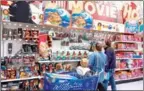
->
[88,54,95,70]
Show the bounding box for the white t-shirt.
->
[76,66,90,76]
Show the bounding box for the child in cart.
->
[76,58,94,78]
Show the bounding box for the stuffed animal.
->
[76,58,90,76]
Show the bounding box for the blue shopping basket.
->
[43,71,102,91]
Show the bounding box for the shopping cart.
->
[43,70,102,91]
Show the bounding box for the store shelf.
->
[1,76,43,83]
[38,60,80,63]
[115,32,136,35]
[115,49,140,52]
[114,41,142,44]
[116,76,143,82]
[116,58,143,60]
[115,67,143,71]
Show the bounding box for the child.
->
[76,58,92,78]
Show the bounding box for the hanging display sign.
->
[125,20,139,33]
[72,11,93,29]
[29,2,43,25]
[93,20,124,32]
[60,1,123,23]
[44,2,70,27]
[122,2,140,23]
[47,1,142,24]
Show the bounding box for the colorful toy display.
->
[115,69,143,80]
[116,51,142,58]
[113,34,142,42]
[115,43,138,50]
[52,51,88,60]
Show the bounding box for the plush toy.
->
[76,58,90,76]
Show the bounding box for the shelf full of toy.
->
[113,32,143,82]
[0,21,143,90]
[0,21,115,90]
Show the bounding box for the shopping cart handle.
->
[94,69,104,76]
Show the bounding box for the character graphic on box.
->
[10,70,16,79]
[72,11,93,29]
[66,51,70,60]
[65,64,72,72]
[2,9,9,21]
[38,79,44,90]
[39,42,49,58]
[48,63,54,73]
[83,51,88,58]
[97,22,102,31]
[39,14,44,24]
[24,30,31,41]
[30,80,34,90]
[74,16,86,27]
[41,63,47,75]
[32,30,39,42]
[33,64,39,76]
[20,67,27,78]
[24,80,30,91]
[72,51,76,59]
[47,12,61,25]
[1,70,6,80]
[33,80,39,90]
[78,51,82,59]
[55,63,64,73]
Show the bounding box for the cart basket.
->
[44,71,101,91]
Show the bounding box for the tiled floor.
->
[108,80,143,90]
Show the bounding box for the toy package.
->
[2,5,10,21]
[6,69,16,79]
[24,29,31,41]
[31,30,39,42]
[38,34,51,59]
[18,28,23,40]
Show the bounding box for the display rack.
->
[38,60,80,63]
[113,32,143,83]
[1,76,43,83]
[115,67,143,71]
[116,76,143,84]
[0,21,143,89]
[114,41,142,44]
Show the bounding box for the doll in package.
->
[38,34,52,59]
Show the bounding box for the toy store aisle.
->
[108,80,143,90]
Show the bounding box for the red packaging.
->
[32,30,39,42]
[24,29,31,41]
[6,69,16,79]
[38,34,49,58]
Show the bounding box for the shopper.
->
[89,42,107,91]
[103,40,117,91]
